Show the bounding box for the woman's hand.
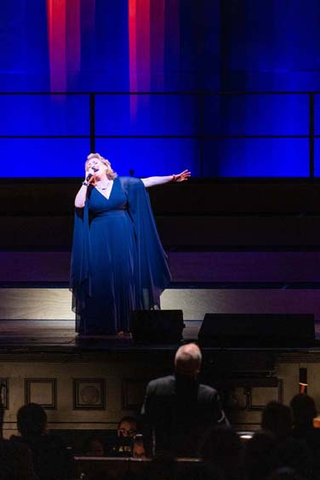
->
[84,166,95,184]
[173,169,191,182]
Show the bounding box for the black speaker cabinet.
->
[198,313,315,348]
[131,310,184,344]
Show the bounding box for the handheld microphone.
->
[86,167,98,181]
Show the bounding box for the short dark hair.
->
[17,403,47,436]
[290,393,317,426]
[117,416,138,430]
[261,401,292,439]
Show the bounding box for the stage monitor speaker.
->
[131,310,184,344]
[198,313,315,348]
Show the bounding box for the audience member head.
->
[117,416,138,438]
[132,434,147,459]
[17,403,47,437]
[174,343,202,378]
[200,425,243,480]
[83,434,105,456]
[244,430,279,480]
[290,393,317,429]
[261,401,292,440]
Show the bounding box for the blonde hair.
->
[85,153,117,180]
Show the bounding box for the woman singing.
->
[70,153,190,336]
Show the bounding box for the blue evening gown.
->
[70,176,171,335]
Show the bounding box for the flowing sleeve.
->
[69,191,92,322]
[120,177,172,309]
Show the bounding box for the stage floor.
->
[0,319,201,352]
[0,318,319,354]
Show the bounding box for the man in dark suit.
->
[141,342,229,457]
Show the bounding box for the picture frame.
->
[73,378,106,410]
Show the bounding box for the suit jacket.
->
[141,374,228,457]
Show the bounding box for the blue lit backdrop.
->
[0,0,319,177]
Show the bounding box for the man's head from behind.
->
[290,393,317,428]
[17,403,47,437]
[174,343,202,378]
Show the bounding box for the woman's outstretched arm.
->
[141,169,191,188]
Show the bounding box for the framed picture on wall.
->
[25,379,57,409]
[0,379,9,409]
[73,379,106,410]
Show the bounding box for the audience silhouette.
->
[2,373,320,480]
[10,403,76,480]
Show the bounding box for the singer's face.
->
[86,159,106,176]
